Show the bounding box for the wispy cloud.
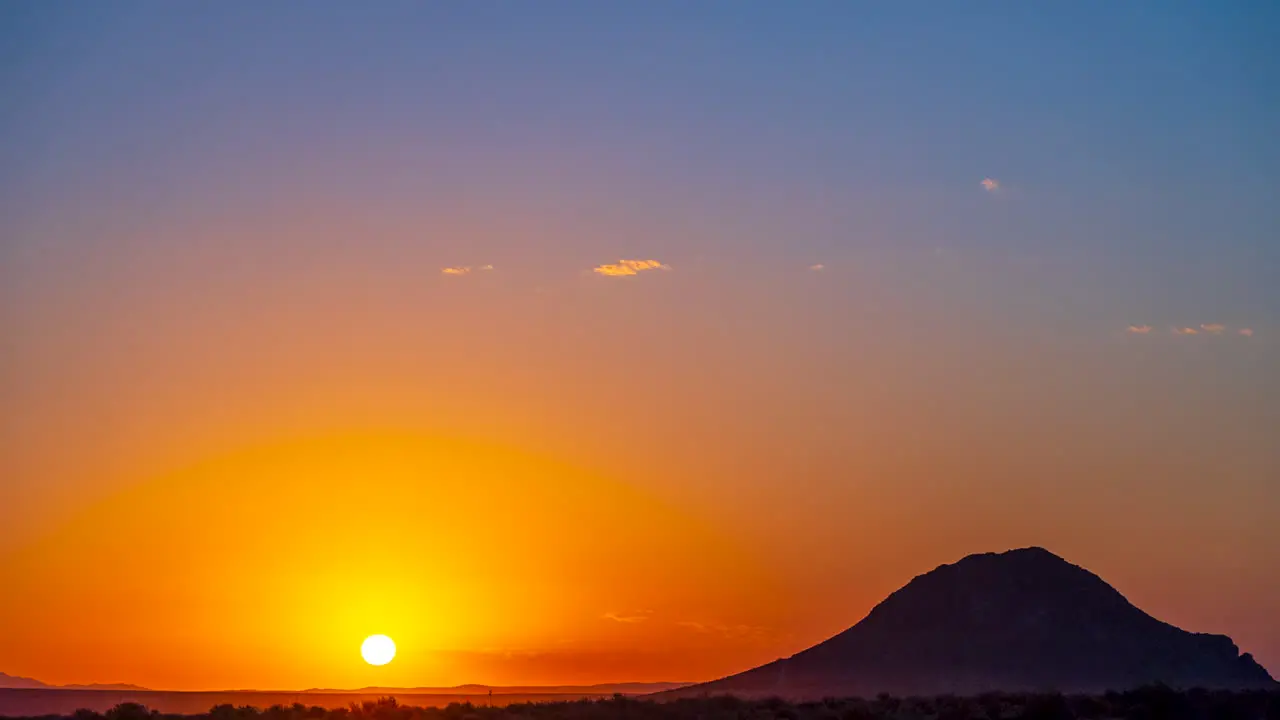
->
[808,263,825,271]
[981,178,1000,192]
[1130,324,1254,338]
[592,259,669,277]
[676,620,771,640]
[441,265,494,276]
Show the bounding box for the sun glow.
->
[361,634,396,666]
[0,434,769,688]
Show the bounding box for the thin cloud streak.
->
[592,259,669,277]
[441,265,494,276]
[1131,324,1254,338]
[675,620,773,640]
[601,611,651,624]
[808,264,825,271]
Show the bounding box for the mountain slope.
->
[670,547,1274,697]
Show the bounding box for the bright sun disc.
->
[361,634,396,666]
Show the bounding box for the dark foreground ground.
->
[0,695,626,718]
[3,687,1280,720]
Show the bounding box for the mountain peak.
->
[945,546,1086,573]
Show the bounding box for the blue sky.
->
[4,2,1279,324]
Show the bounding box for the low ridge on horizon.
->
[0,673,148,692]
[0,675,688,695]
[664,547,1275,699]
[301,682,691,694]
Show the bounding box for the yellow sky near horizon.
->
[0,434,796,690]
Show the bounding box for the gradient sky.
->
[2,1,1278,690]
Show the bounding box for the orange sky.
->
[2,234,1278,687]
[0,434,788,689]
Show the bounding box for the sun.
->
[361,634,396,666]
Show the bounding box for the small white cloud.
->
[981,178,1000,192]
[479,264,494,271]
[1127,325,1153,334]
[1200,323,1225,334]
[1239,328,1254,337]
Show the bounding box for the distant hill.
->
[0,673,46,690]
[0,674,148,691]
[664,547,1275,698]
[59,684,151,691]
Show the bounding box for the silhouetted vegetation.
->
[5,688,1280,720]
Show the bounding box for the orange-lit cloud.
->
[808,264,825,272]
[1200,323,1226,334]
[592,259,669,277]
[1239,328,1254,337]
[981,178,1000,192]
[1127,325,1153,334]
[1172,327,1200,335]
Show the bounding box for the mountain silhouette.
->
[669,547,1274,697]
[0,673,148,691]
[0,673,46,690]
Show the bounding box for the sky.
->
[2,0,1278,691]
